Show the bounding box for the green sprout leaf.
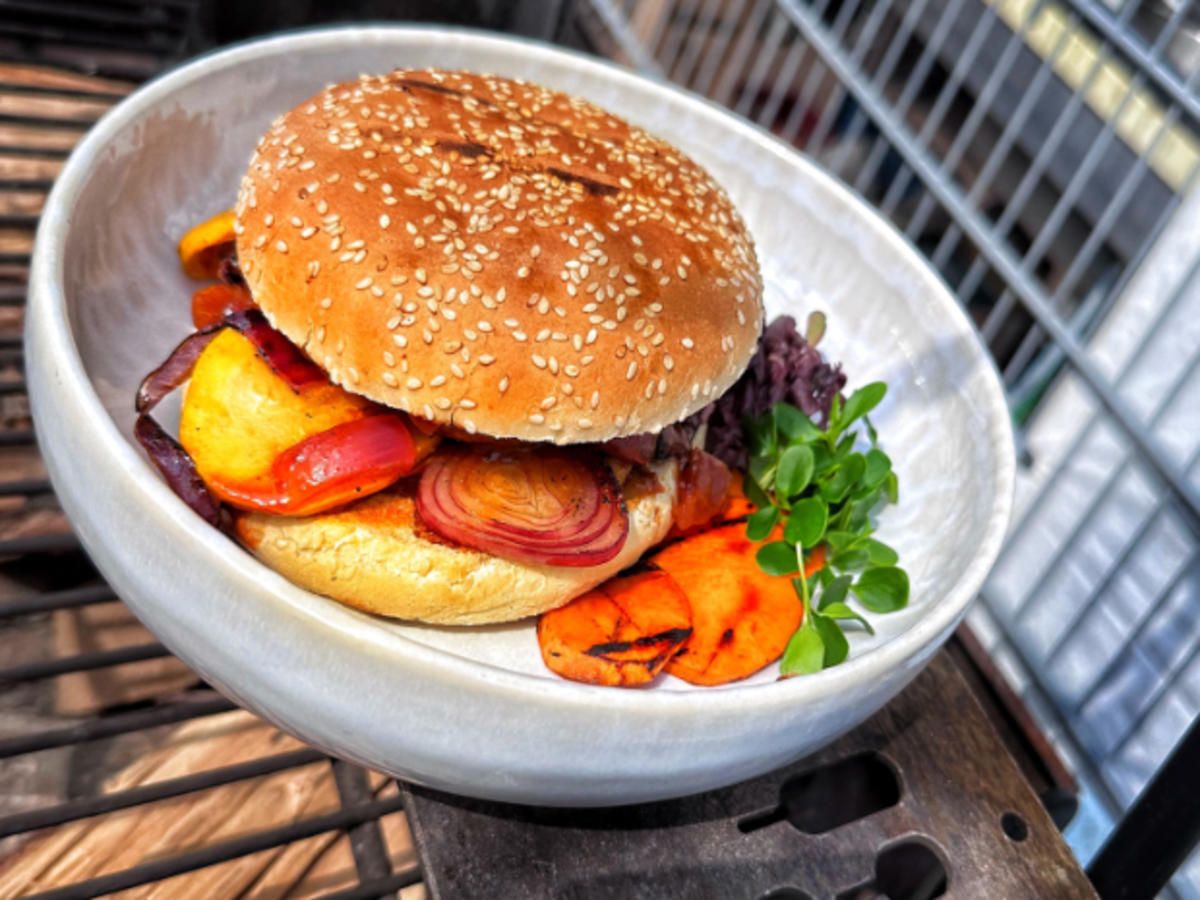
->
[776,444,815,502]
[819,601,876,635]
[813,615,850,667]
[780,624,826,677]
[862,537,899,566]
[784,497,827,548]
[774,403,822,443]
[838,382,886,432]
[756,541,799,577]
[818,453,866,503]
[745,505,780,542]
[816,574,853,610]
[853,567,910,613]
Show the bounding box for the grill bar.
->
[0,642,169,684]
[332,760,397,896]
[0,478,52,496]
[0,694,235,759]
[0,747,327,837]
[17,796,409,900]
[0,533,80,556]
[0,430,35,446]
[0,583,115,619]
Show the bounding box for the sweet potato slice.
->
[716,478,756,523]
[178,209,236,280]
[653,523,803,686]
[538,570,693,687]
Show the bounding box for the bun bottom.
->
[233,461,677,625]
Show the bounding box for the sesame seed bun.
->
[233,461,678,625]
[235,69,763,443]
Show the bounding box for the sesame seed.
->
[392,334,408,348]
[664,355,675,370]
[380,214,391,229]
[532,354,547,369]
[626,361,638,380]
[301,226,316,239]
[406,377,423,389]
[430,375,447,387]
[320,297,333,309]
[382,371,398,387]
[590,391,600,408]
[682,337,695,349]
[276,240,288,253]
[517,266,530,278]
[499,376,510,393]
[436,397,453,410]
[529,414,546,425]
[355,277,372,290]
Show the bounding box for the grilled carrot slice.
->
[538,570,693,687]
[653,523,803,686]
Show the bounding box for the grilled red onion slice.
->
[416,447,630,567]
[134,414,227,529]
[135,326,223,413]
[136,311,323,415]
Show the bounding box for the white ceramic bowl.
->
[27,27,1014,806]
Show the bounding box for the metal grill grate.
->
[575,0,1200,893]
[2,2,1199,896]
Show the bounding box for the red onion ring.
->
[134,413,228,530]
[135,325,223,413]
[416,447,630,567]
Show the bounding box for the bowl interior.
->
[53,28,1011,689]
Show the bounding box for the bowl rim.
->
[29,24,1015,716]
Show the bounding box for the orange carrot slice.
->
[538,570,693,687]
[178,209,236,279]
[653,523,803,686]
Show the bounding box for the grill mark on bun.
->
[434,139,491,159]
[235,68,764,444]
[546,167,620,197]
[398,77,464,96]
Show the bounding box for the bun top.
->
[235,69,763,443]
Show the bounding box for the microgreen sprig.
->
[743,384,908,677]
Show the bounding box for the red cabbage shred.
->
[655,315,845,471]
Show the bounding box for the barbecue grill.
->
[2,0,1199,897]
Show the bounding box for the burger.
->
[137,69,841,629]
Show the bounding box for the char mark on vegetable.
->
[585,627,694,657]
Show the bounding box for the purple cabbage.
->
[657,315,845,471]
